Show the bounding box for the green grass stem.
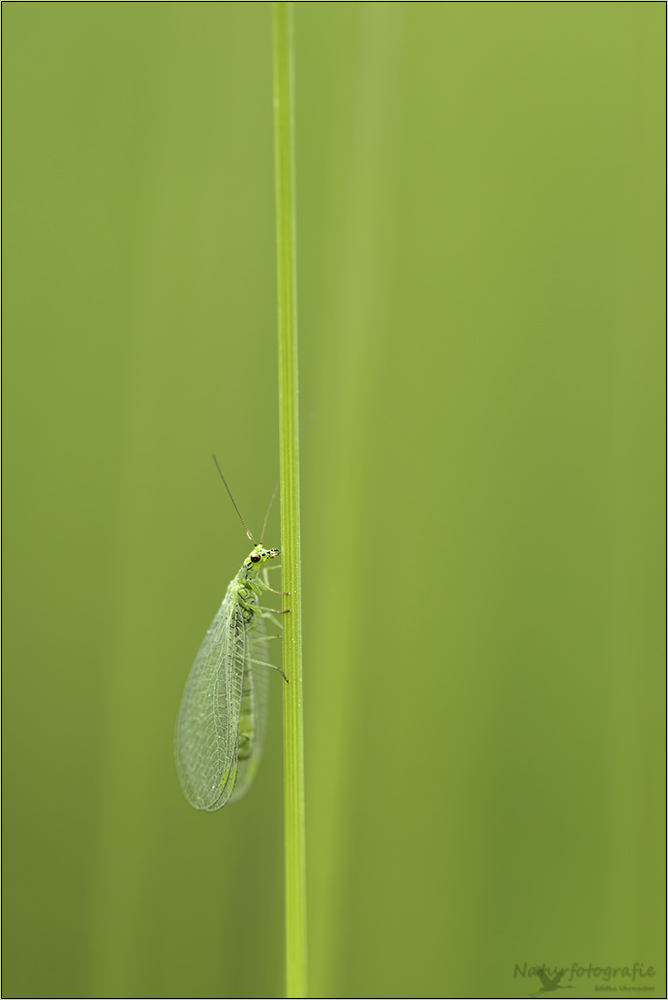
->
[273,4,307,998]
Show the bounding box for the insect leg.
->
[261,583,290,596]
[246,656,289,683]
[261,611,286,631]
[260,568,289,596]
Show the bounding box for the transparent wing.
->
[228,614,271,804]
[174,590,245,811]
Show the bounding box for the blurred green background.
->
[3,3,664,998]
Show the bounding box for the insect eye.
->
[250,553,261,563]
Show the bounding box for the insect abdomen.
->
[237,664,257,761]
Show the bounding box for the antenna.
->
[260,477,280,543]
[212,455,255,544]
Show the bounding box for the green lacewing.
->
[174,459,288,811]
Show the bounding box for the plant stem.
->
[273,4,307,997]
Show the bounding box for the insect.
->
[174,458,288,811]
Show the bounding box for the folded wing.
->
[174,592,246,811]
